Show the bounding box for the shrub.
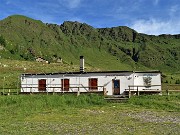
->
[0,35,6,46]
[175,79,180,84]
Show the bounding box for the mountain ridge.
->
[0,15,179,72]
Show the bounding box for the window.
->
[114,80,120,88]
[61,79,69,91]
[38,79,46,91]
[89,78,98,90]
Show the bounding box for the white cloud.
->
[130,18,180,35]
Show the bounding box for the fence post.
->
[16,88,19,95]
[8,89,10,95]
[77,87,80,96]
[30,87,32,95]
[166,85,169,100]
[137,86,139,96]
[17,76,19,95]
[128,86,131,98]
[103,87,107,96]
[53,88,55,95]
[3,77,5,95]
[166,85,169,96]
[46,89,48,95]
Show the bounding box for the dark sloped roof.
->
[22,70,161,76]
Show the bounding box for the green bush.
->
[175,79,180,84]
[0,35,6,46]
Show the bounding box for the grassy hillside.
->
[0,58,99,89]
[0,15,133,71]
[0,15,179,73]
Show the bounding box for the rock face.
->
[0,15,179,72]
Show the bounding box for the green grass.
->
[128,94,180,111]
[0,94,180,134]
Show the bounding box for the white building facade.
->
[21,71,161,96]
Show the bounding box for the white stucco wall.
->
[133,72,161,90]
[21,72,161,95]
[21,72,134,95]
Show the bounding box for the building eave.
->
[21,70,161,77]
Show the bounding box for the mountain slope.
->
[0,15,179,72]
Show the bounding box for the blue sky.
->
[0,0,180,35]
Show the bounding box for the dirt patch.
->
[125,110,180,123]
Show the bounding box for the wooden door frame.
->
[112,79,120,95]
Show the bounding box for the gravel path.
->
[124,110,180,124]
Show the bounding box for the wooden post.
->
[137,86,139,96]
[166,85,169,96]
[3,77,5,95]
[166,85,169,101]
[103,87,107,96]
[16,89,19,95]
[53,88,55,95]
[30,87,32,95]
[8,89,10,95]
[128,86,131,98]
[166,85,169,100]
[77,87,80,96]
[16,77,18,95]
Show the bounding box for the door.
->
[61,79,69,91]
[113,79,120,95]
[89,78,98,90]
[38,79,46,91]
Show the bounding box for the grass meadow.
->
[0,94,180,135]
[0,58,180,134]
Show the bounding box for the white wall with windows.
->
[21,71,161,95]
